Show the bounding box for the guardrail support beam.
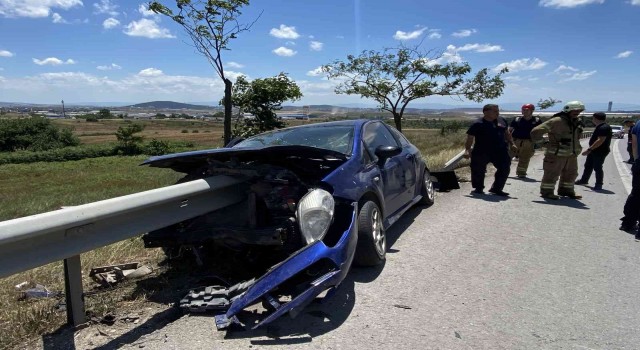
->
[64,255,85,326]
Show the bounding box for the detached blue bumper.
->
[195,202,358,329]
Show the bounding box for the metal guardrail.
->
[0,175,245,326]
[442,131,594,171]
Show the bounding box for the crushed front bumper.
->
[180,202,358,330]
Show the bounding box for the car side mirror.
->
[374,145,401,163]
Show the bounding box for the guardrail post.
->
[63,255,85,326]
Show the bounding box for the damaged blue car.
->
[141,119,436,329]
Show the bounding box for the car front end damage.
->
[141,146,359,329]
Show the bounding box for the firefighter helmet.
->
[521,104,535,110]
[562,100,585,113]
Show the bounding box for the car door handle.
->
[373,176,380,182]
[405,154,414,160]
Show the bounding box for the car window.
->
[233,124,354,154]
[387,125,411,147]
[362,122,400,157]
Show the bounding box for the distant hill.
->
[125,101,216,110]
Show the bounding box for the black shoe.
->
[593,184,603,191]
[575,179,588,185]
[472,188,484,195]
[627,159,634,164]
[620,223,638,233]
[488,189,509,196]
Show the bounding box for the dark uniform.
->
[621,123,640,236]
[466,117,511,193]
[628,125,635,163]
[577,122,612,188]
[510,116,542,177]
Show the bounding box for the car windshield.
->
[233,125,355,154]
[611,126,622,131]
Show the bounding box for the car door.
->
[362,122,414,216]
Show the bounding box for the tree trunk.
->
[393,112,402,132]
[223,78,233,146]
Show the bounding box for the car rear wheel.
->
[418,169,435,207]
[354,201,386,266]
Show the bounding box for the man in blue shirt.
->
[575,112,612,191]
[621,122,640,237]
[463,104,514,196]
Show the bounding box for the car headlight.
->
[296,188,334,245]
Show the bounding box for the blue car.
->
[141,119,435,329]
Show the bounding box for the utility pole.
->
[61,100,66,118]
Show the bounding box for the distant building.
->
[608,101,613,112]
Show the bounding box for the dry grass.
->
[0,120,470,349]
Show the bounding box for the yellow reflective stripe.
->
[540,183,556,189]
[560,182,574,186]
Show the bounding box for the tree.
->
[322,46,507,132]
[115,123,145,155]
[97,108,111,119]
[149,0,257,146]
[537,97,562,110]
[229,73,302,137]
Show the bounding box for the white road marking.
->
[612,139,632,195]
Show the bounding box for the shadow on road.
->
[508,176,539,183]
[464,192,514,202]
[532,198,590,209]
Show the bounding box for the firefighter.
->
[530,101,585,200]
[509,103,542,178]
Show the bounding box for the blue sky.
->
[0,0,639,109]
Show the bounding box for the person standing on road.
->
[463,104,515,197]
[575,112,612,191]
[509,103,542,178]
[620,121,640,237]
[530,101,585,200]
[625,120,635,164]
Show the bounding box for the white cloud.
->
[33,57,76,65]
[226,61,244,69]
[307,66,324,77]
[285,41,296,46]
[52,13,67,23]
[270,24,300,39]
[452,29,477,38]
[559,70,597,82]
[539,0,604,8]
[123,18,175,39]
[0,0,82,18]
[138,68,163,77]
[97,63,121,70]
[393,27,427,40]
[0,50,15,57]
[448,43,504,53]
[493,58,547,72]
[554,65,579,73]
[138,3,155,17]
[428,31,441,39]
[93,0,119,16]
[103,17,120,29]
[309,41,323,51]
[336,35,345,39]
[631,0,640,5]
[273,47,297,57]
[616,50,633,58]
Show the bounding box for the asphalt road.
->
[109,138,640,350]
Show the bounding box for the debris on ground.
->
[89,262,153,287]
[20,284,60,299]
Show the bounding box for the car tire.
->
[418,169,435,207]
[354,201,386,266]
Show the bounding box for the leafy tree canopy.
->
[229,73,302,137]
[537,97,562,110]
[322,46,507,131]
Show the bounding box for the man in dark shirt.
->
[625,120,635,163]
[509,103,542,178]
[575,112,612,191]
[463,104,514,196]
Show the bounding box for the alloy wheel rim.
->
[425,173,434,201]
[371,207,385,256]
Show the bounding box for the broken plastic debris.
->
[89,262,153,287]
[24,284,58,299]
